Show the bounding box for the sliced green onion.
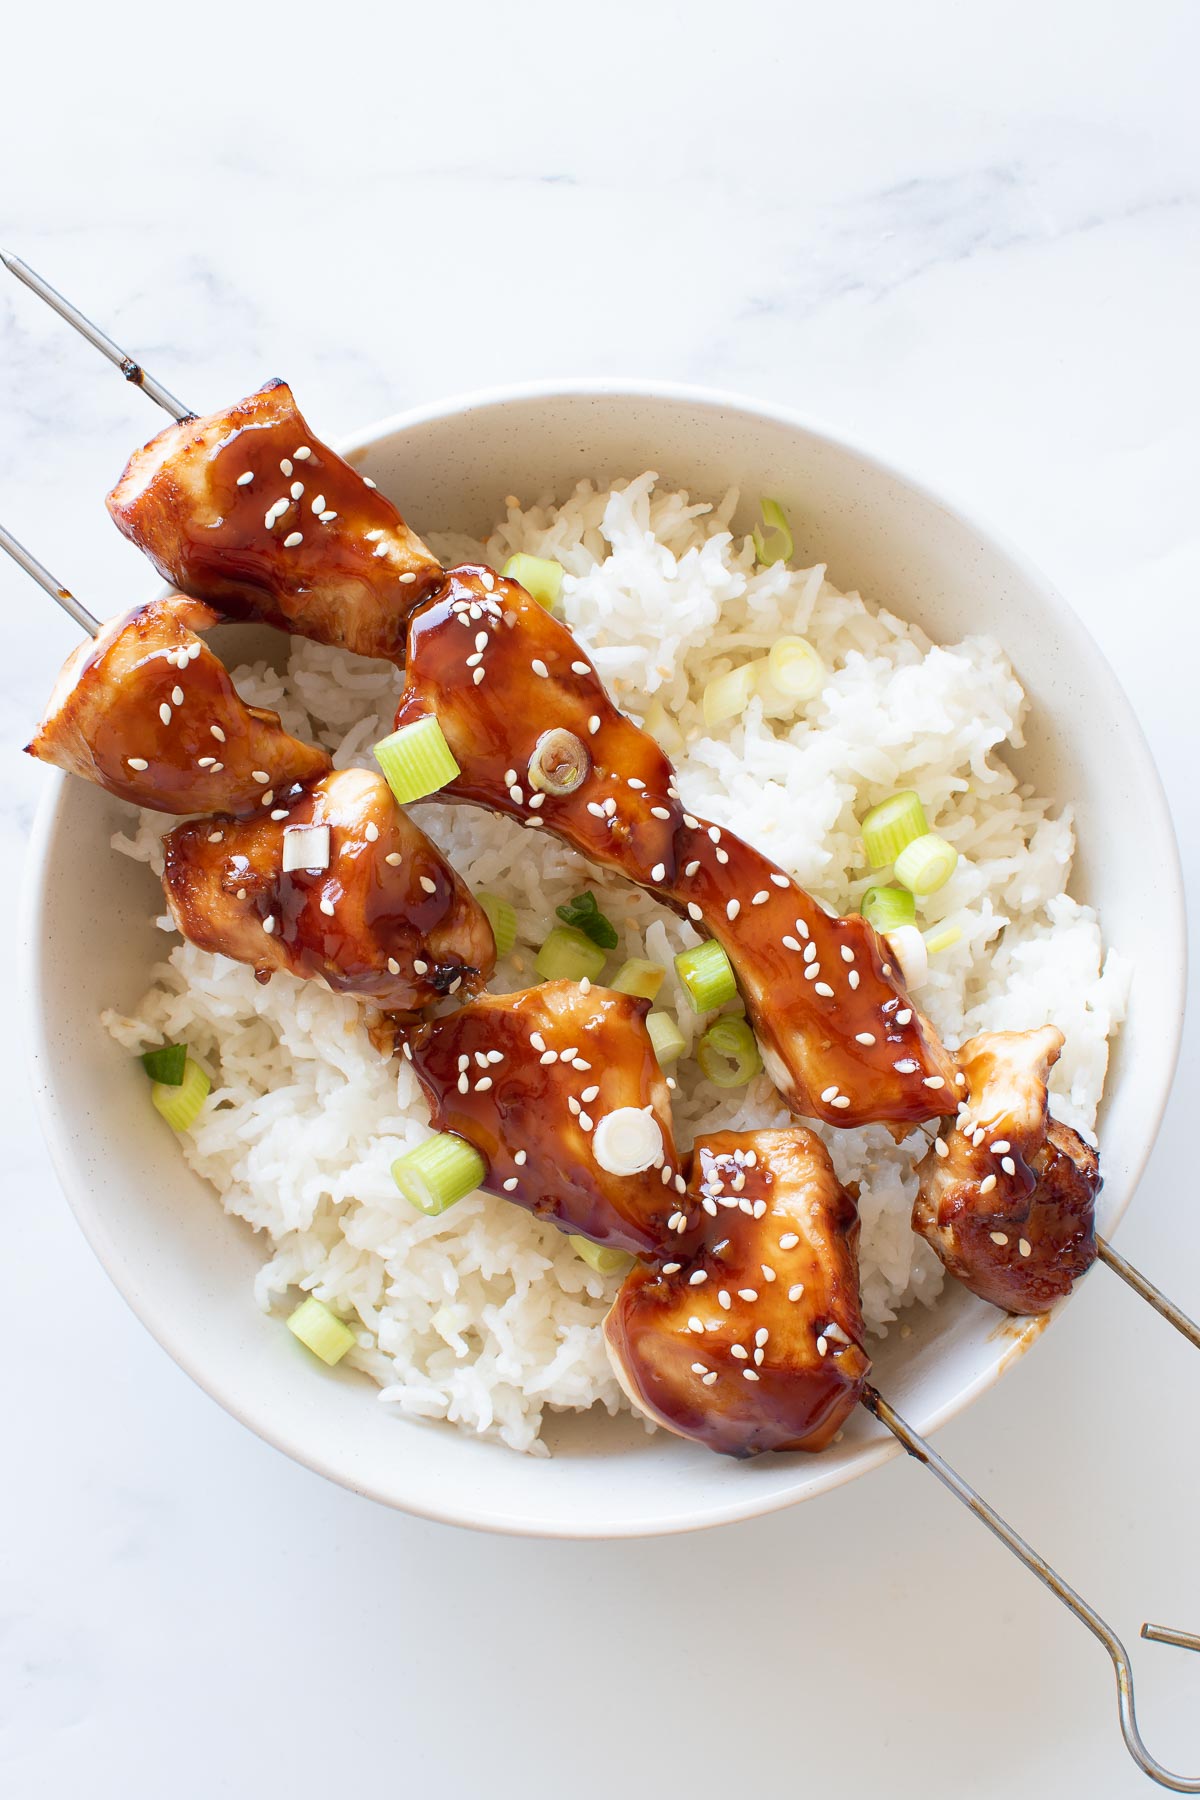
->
[568,1235,635,1277]
[696,1016,762,1088]
[611,958,666,1002]
[765,635,824,703]
[151,1057,210,1131]
[646,1011,686,1065]
[643,695,684,757]
[860,885,916,935]
[287,1295,356,1366]
[374,716,460,805]
[535,924,608,984]
[860,790,928,869]
[391,1132,486,1215]
[885,924,929,990]
[555,890,618,949]
[141,1042,187,1086]
[924,922,963,955]
[674,939,737,1013]
[702,661,760,729]
[752,497,793,566]
[893,832,959,896]
[501,553,564,611]
[477,890,517,957]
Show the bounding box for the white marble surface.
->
[3,3,1199,1795]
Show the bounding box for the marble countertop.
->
[3,4,1197,1795]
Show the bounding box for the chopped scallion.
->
[752,497,793,566]
[555,890,618,949]
[764,635,824,704]
[611,958,666,1002]
[893,832,959,895]
[151,1057,210,1131]
[391,1132,486,1215]
[140,1042,187,1086]
[643,696,684,757]
[674,939,737,1013]
[646,1011,686,1066]
[924,922,963,955]
[374,716,460,805]
[287,1295,356,1366]
[535,924,608,984]
[568,1235,635,1277]
[702,661,760,730]
[860,885,916,935]
[696,1016,762,1088]
[860,790,928,869]
[501,553,564,611]
[885,924,929,991]
[477,890,517,957]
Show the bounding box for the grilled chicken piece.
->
[107,381,443,661]
[605,1128,870,1457]
[394,566,955,1128]
[162,767,494,1009]
[407,980,687,1255]
[27,594,331,815]
[912,1026,1101,1314]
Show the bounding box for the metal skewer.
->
[863,1384,1200,1792]
[0,524,100,635]
[1,251,194,422]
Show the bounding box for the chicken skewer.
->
[7,528,495,1009]
[8,264,1200,1794]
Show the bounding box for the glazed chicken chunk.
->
[107,381,443,661]
[605,1129,870,1457]
[162,767,495,1010]
[407,980,687,1255]
[912,1026,1101,1314]
[394,566,955,1128]
[27,593,330,815]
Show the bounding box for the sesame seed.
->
[687,902,703,920]
[896,1009,913,1026]
[684,860,700,877]
[955,1073,967,1087]
[571,660,590,675]
[934,1138,949,1158]
[514,1150,528,1166]
[840,946,855,963]
[419,876,437,894]
[457,1074,469,1094]
[855,1032,876,1046]
[475,1077,493,1091]
[990,1231,1008,1245]
[814,983,834,998]
[385,852,402,866]
[531,658,549,678]
[539,1050,558,1065]
[782,935,802,953]
[688,1317,705,1335]
[579,1112,593,1131]
[718,1290,731,1310]
[207,830,222,844]
[320,510,338,523]
[738,1288,758,1302]
[530,1032,545,1050]
[365,530,384,543]
[708,826,721,844]
[581,1085,600,1103]
[171,685,184,706]
[924,1076,946,1089]
[573,1054,591,1066]
[651,806,671,821]
[788,1283,805,1302]
[197,756,215,768]
[271,809,288,820]
[290,481,304,500]
[979,1174,997,1195]
[726,899,740,921]
[991,1140,1011,1154]
[973,1129,987,1147]
[1002,1156,1016,1176]
[262,915,276,935]
[1018,1238,1032,1258]
[770,873,789,888]
[821,1085,839,1103]
[260,791,275,807]
[473,668,485,685]
[319,897,335,917]
[236,471,254,486]
[284,531,303,547]
[651,862,667,882]
[751,890,769,906]
[280,459,293,476]
[715,848,729,864]
[817,1337,828,1357]
[848,971,860,989]
[503,1177,519,1192]
[894,1058,919,1074]
[373,543,389,558]
[364,821,380,842]
[159,702,172,725]
[508,785,523,805]
[689,1271,708,1286]
[730,1344,748,1360]
[211,726,226,742]
[310,494,326,513]
[691,1362,708,1375]
[588,716,600,735]
[742,1369,760,1382]
[294,446,311,460]
[127,756,149,771]
[803,942,818,963]
[702,1371,719,1386]
[413,959,428,975]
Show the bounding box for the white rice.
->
[105,473,1131,1453]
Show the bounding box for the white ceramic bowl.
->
[23,381,1185,1536]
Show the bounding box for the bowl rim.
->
[20,376,1188,1537]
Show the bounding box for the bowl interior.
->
[25,384,1184,1535]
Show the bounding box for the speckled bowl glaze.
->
[23,381,1185,1536]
